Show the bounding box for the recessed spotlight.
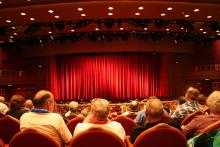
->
[180,27,184,30]
[9,39,14,42]
[203,31,207,34]
[95,28,99,31]
[199,28,203,31]
[217,33,220,36]
[6,20,12,23]
[184,14,190,18]
[54,15,60,19]
[0,1,2,4]
[207,15,212,19]
[216,30,220,33]
[108,13,113,16]
[26,0,31,1]
[138,7,144,10]
[10,36,14,39]
[166,28,170,31]
[12,26,16,29]
[77,8,83,11]
[135,12,140,16]
[193,9,199,12]
[20,12,26,16]
[48,31,52,34]
[108,7,114,10]
[81,13,86,17]
[71,29,75,32]
[30,17,35,21]
[48,10,54,14]
[144,27,148,30]
[167,7,173,11]
[161,13,166,16]
[120,27,124,30]
[13,32,17,36]
[0,41,4,43]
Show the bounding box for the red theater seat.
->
[9,128,60,147]
[181,111,203,126]
[67,116,85,134]
[69,127,126,147]
[125,113,137,120]
[67,113,78,120]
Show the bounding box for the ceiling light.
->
[81,13,86,17]
[13,33,17,36]
[20,12,26,16]
[48,10,54,14]
[30,17,35,21]
[217,33,220,35]
[216,30,220,33]
[0,41,4,43]
[167,7,173,11]
[184,14,190,18]
[193,9,199,12]
[9,39,13,42]
[120,27,124,30]
[10,36,14,39]
[108,7,114,10]
[203,31,207,34]
[6,20,12,23]
[166,28,170,31]
[135,13,140,16]
[71,29,75,32]
[138,7,144,10]
[26,0,31,1]
[54,15,60,19]
[144,27,148,30]
[48,31,52,34]
[180,27,184,30]
[77,8,83,11]
[199,28,203,31]
[108,13,113,16]
[161,13,166,16]
[12,26,16,29]
[207,16,212,19]
[95,28,99,31]
[0,1,2,4]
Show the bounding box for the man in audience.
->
[183,91,220,138]
[171,87,203,122]
[20,90,72,146]
[0,96,8,114]
[122,100,139,115]
[74,98,126,141]
[24,99,33,110]
[130,98,181,143]
[65,101,79,117]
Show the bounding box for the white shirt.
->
[0,102,9,114]
[20,112,72,146]
[74,121,126,141]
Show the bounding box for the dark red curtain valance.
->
[49,54,169,101]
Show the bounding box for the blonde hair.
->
[145,98,164,118]
[69,101,78,110]
[185,87,200,100]
[91,98,110,121]
[206,91,220,114]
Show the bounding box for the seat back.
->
[199,120,220,135]
[0,112,4,118]
[125,113,137,120]
[0,138,4,147]
[134,123,187,147]
[67,116,85,133]
[69,127,126,147]
[0,115,20,144]
[9,128,60,147]
[180,111,203,126]
[67,113,77,120]
[112,115,137,135]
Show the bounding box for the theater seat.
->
[199,120,220,135]
[0,138,5,147]
[125,113,137,120]
[180,111,203,126]
[0,115,20,144]
[69,127,125,147]
[67,116,84,133]
[126,123,187,147]
[112,115,137,135]
[67,113,77,120]
[0,112,4,118]
[9,128,59,147]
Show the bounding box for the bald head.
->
[207,91,220,114]
[145,98,164,118]
[33,90,54,111]
[0,96,5,103]
[24,99,33,109]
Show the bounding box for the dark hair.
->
[33,93,51,108]
[9,95,25,110]
[178,96,185,104]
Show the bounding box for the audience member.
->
[178,96,186,105]
[182,91,220,138]
[130,98,181,143]
[74,98,126,141]
[197,94,208,111]
[0,96,9,114]
[65,101,79,117]
[24,99,33,110]
[20,90,72,146]
[171,87,203,122]
[6,95,28,120]
[122,100,139,115]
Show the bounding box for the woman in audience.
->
[6,95,28,120]
[74,98,126,141]
[182,91,220,138]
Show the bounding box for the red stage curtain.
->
[49,54,169,101]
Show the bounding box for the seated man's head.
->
[90,98,110,121]
[185,87,200,101]
[33,90,55,112]
[197,94,207,105]
[9,95,25,110]
[24,99,33,109]
[206,91,220,115]
[0,96,5,103]
[68,101,79,112]
[129,100,139,112]
[145,98,164,120]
